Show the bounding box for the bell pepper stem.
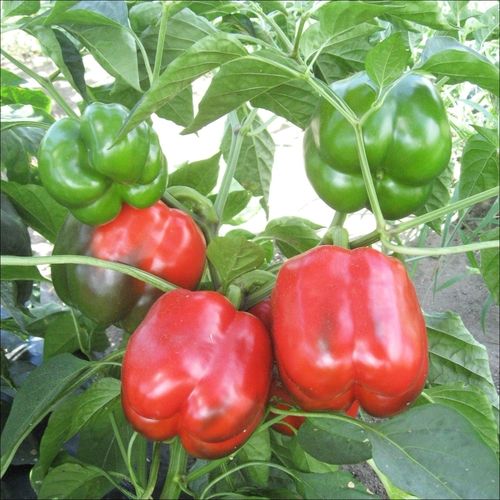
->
[141,442,161,499]
[213,111,247,224]
[352,124,386,231]
[160,438,188,500]
[152,2,173,84]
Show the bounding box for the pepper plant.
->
[1,1,499,499]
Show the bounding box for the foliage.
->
[1,1,498,499]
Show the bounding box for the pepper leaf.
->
[365,404,499,499]
[457,128,499,200]
[365,32,410,89]
[425,311,498,410]
[0,353,89,477]
[418,36,499,96]
[207,235,265,289]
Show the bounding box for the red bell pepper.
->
[122,289,273,458]
[271,245,428,417]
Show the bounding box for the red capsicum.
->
[271,246,428,417]
[250,298,359,435]
[122,290,272,459]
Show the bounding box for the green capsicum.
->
[304,72,452,220]
[38,102,167,225]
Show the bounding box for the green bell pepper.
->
[304,72,452,220]
[38,102,167,225]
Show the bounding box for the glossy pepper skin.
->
[272,245,428,418]
[52,201,206,328]
[304,72,451,220]
[38,102,167,225]
[121,290,273,459]
[249,298,359,435]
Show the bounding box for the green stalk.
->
[0,255,176,292]
[1,48,78,119]
[381,236,499,256]
[389,187,499,235]
[141,442,161,499]
[291,10,311,60]
[109,414,142,496]
[352,124,386,230]
[152,1,172,84]
[349,229,380,249]
[213,111,246,223]
[184,458,230,484]
[160,438,188,500]
[251,1,293,52]
[131,31,154,87]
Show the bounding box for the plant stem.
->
[291,10,310,60]
[109,414,142,496]
[381,236,499,257]
[252,1,293,53]
[213,111,245,224]
[160,438,188,500]
[141,442,161,499]
[152,1,172,84]
[132,31,154,87]
[352,124,386,231]
[184,458,230,483]
[350,229,380,248]
[389,187,499,235]
[1,48,78,119]
[0,255,176,292]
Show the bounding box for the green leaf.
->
[1,103,54,131]
[219,190,252,224]
[0,181,68,242]
[0,353,89,477]
[458,130,499,200]
[295,470,377,499]
[43,312,86,360]
[31,378,120,489]
[183,55,299,134]
[63,24,140,91]
[207,235,265,288]
[480,228,499,304]
[301,21,381,65]
[0,265,44,282]
[0,68,25,86]
[221,111,275,216]
[251,78,319,129]
[2,0,39,17]
[38,463,111,500]
[272,433,340,474]
[119,31,246,138]
[425,311,498,409]
[415,384,498,455]
[77,400,146,476]
[365,32,410,89]
[366,404,499,499]
[168,152,221,195]
[236,429,271,486]
[315,1,390,41]
[297,418,372,465]
[28,26,87,100]
[0,87,51,111]
[263,217,322,258]
[384,1,452,30]
[419,36,499,96]
[45,0,127,26]
[415,163,453,234]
